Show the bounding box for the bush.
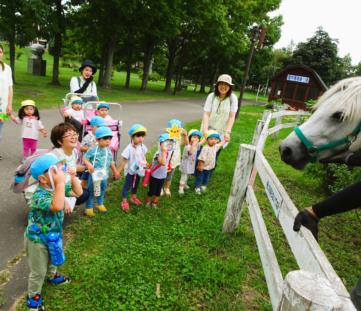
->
[73,67,78,72]
[305,98,318,110]
[138,70,143,79]
[148,72,160,82]
[303,162,361,195]
[61,61,70,68]
[265,98,282,109]
[16,51,23,60]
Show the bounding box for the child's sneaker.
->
[97,205,107,213]
[195,188,201,195]
[49,272,69,285]
[201,186,207,192]
[164,188,171,196]
[121,202,130,210]
[27,293,44,310]
[145,201,151,207]
[130,198,143,205]
[152,202,158,209]
[184,184,190,189]
[179,187,184,195]
[160,188,164,196]
[85,208,95,217]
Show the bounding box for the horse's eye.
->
[332,112,344,121]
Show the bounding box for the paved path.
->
[0,98,264,310]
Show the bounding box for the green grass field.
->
[1,44,269,111]
[15,106,360,310]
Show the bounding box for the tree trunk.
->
[125,26,135,89]
[139,38,153,91]
[199,49,213,93]
[51,0,62,85]
[9,10,16,83]
[193,76,200,92]
[98,43,107,86]
[163,38,177,92]
[208,55,222,94]
[103,36,116,89]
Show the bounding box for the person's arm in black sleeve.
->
[74,76,93,94]
[320,150,361,166]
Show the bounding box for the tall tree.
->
[292,26,341,86]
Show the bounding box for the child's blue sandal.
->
[49,272,69,285]
[27,293,44,310]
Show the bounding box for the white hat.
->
[214,74,235,88]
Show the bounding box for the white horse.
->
[279,77,361,170]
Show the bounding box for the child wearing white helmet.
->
[161,119,189,196]
[82,127,119,216]
[195,130,226,194]
[116,124,148,210]
[178,129,206,194]
[145,133,172,208]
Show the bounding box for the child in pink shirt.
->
[10,100,47,163]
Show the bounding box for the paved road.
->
[0,98,264,310]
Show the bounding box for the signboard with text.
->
[287,75,309,83]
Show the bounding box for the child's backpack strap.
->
[150,152,170,174]
[77,76,81,88]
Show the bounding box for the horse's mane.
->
[314,77,361,122]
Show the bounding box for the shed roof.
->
[271,64,328,90]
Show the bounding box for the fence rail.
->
[223,110,356,310]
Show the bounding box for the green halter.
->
[294,124,361,163]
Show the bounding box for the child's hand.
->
[64,201,72,214]
[182,129,187,137]
[87,164,95,173]
[53,170,66,185]
[113,171,120,179]
[192,139,199,146]
[90,142,96,147]
[67,166,76,176]
[198,165,204,172]
[42,131,47,138]
[161,144,167,153]
[0,118,3,123]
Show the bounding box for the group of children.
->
[20,97,226,309]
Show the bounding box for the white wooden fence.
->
[223,110,356,311]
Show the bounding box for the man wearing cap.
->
[25,155,82,310]
[70,60,97,97]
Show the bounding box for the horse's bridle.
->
[294,124,361,163]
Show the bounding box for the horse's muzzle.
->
[279,140,311,170]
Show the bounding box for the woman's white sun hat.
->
[214,74,235,88]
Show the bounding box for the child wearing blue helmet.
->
[116,124,148,210]
[97,102,113,121]
[82,127,119,216]
[25,155,83,310]
[145,133,172,208]
[80,116,107,188]
[162,119,188,196]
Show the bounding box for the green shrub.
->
[265,98,282,109]
[16,51,23,60]
[138,69,143,79]
[303,162,361,195]
[148,72,160,82]
[305,98,318,110]
[61,61,70,68]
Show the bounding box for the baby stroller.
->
[82,101,123,165]
[62,93,100,142]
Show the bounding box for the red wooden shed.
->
[268,64,328,110]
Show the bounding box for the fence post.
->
[262,110,271,121]
[252,120,266,147]
[272,115,283,139]
[278,270,343,311]
[223,144,256,234]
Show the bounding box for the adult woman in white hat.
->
[0,44,14,160]
[201,74,237,146]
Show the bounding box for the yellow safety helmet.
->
[205,130,220,140]
[21,100,36,107]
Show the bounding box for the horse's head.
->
[279,77,361,170]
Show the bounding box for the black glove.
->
[74,76,93,94]
[293,208,320,242]
[319,150,353,164]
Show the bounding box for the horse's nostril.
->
[281,146,293,163]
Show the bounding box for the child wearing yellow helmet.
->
[195,130,226,194]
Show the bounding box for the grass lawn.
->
[15,106,360,310]
[1,44,269,111]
